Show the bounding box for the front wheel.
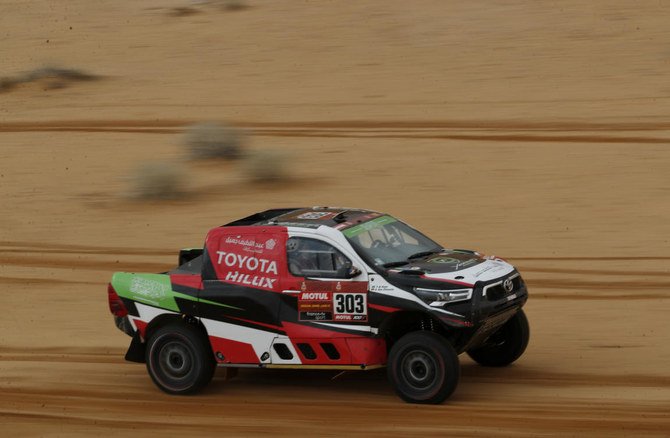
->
[467,309,530,367]
[387,331,460,404]
[146,322,215,395]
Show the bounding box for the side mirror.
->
[345,266,362,279]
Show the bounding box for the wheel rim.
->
[158,341,193,379]
[401,349,437,390]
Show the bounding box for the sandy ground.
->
[1,1,670,436]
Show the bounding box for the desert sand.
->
[1,1,669,436]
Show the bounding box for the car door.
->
[274,234,371,365]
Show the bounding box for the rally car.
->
[107,207,529,404]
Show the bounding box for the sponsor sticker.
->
[224,235,269,254]
[369,283,395,292]
[129,276,168,302]
[214,233,284,291]
[296,211,337,220]
[216,249,279,289]
[332,292,367,321]
[298,281,368,322]
[341,215,397,237]
[298,290,333,321]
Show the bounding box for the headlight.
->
[414,287,473,306]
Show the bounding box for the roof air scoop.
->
[332,210,351,223]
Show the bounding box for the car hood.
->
[387,250,515,287]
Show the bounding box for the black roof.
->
[224,207,383,229]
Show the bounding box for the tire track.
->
[525,277,670,291]
[2,348,667,389]
[4,119,670,130]
[517,266,670,277]
[0,276,102,286]
[2,119,670,144]
[531,292,668,300]
[1,369,668,436]
[0,241,174,257]
[512,256,670,261]
[0,411,219,435]
[0,255,171,273]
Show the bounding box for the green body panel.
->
[111,272,242,312]
[112,273,180,311]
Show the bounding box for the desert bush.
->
[25,66,98,82]
[242,149,289,183]
[0,65,99,93]
[220,0,249,11]
[169,6,200,17]
[183,122,246,160]
[0,77,18,92]
[127,161,185,200]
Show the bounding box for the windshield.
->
[342,216,442,268]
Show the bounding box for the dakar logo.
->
[336,281,342,291]
[265,238,276,250]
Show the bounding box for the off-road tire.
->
[467,309,530,367]
[146,322,215,394]
[387,331,460,404]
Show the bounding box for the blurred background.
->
[1,1,669,435]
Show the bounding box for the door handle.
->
[282,290,301,294]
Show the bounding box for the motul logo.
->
[216,250,278,275]
[301,292,329,300]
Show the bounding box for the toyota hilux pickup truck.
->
[107,207,529,404]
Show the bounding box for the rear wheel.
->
[467,309,530,367]
[146,322,215,394]
[387,331,460,404]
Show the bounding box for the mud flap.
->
[124,332,146,363]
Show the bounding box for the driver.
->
[287,238,318,276]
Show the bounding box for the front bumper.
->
[466,273,528,349]
[435,271,528,352]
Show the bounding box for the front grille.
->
[485,275,523,301]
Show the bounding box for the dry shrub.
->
[220,0,249,11]
[242,149,289,182]
[127,162,185,200]
[168,1,249,17]
[0,77,18,92]
[169,6,200,17]
[0,65,99,93]
[183,122,246,160]
[25,66,98,82]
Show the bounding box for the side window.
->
[287,237,351,278]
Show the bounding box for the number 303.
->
[334,293,365,314]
